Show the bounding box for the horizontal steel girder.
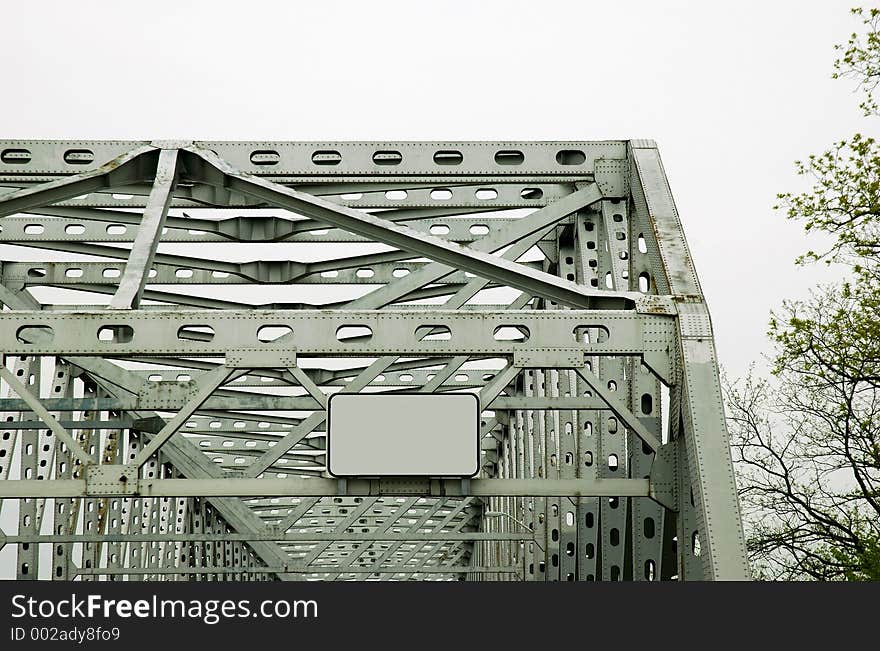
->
[74,565,518,576]
[0,395,610,412]
[0,477,651,499]
[1,308,675,357]
[0,139,627,184]
[0,532,529,545]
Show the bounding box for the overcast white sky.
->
[0,0,866,377]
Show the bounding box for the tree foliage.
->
[834,7,880,117]
[727,7,880,581]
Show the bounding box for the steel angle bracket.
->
[85,464,139,497]
[225,348,297,368]
[594,158,629,198]
[642,351,674,386]
[513,348,585,369]
[648,443,678,511]
[635,294,677,316]
[137,378,199,409]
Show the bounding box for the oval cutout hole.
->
[433,150,462,165]
[414,325,451,341]
[64,224,85,235]
[429,224,449,235]
[469,224,489,235]
[572,325,610,343]
[494,150,524,165]
[16,325,53,344]
[644,517,655,539]
[556,149,586,165]
[1,148,31,164]
[521,187,543,200]
[311,150,342,166]
[385,190,407,200]
[250,150,280,166]
[97,325,134,344]
[257,325,292,343]
[641,393,653,414]
[493,325,530,342]
[336,325,373,342]
[177,325,215,342]
[63,149,95,165]
[475,188,498,200]
[430,188,452,200]
[372,150,402,165]
[610,528,620,546]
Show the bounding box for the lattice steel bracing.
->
[0,140,749,581]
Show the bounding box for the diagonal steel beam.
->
[284,367,327,410]
[0,365,92,466]
[129,365,235,467]
[275,497,322,533]
[184,146,637,310]
[243,357,392,477]
[109,148,179,309]
[299,500,376,565]
[0,145,156,218]
[378,499,474,580]
[327,499,451,578]
[574,367,662,452]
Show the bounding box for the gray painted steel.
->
[0,139,749,581]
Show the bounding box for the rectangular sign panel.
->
[327,393,479,477]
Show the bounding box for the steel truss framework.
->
[0,139,749,581]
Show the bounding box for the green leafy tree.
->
[726,7,880,581]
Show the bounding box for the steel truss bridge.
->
[0,140,749,581]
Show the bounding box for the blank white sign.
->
[327,393,479,477]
